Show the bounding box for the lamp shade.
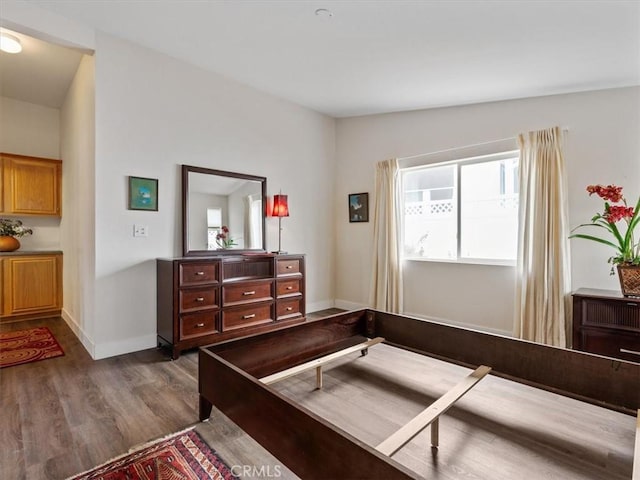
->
[272,194,289,217]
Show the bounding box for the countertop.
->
[0,250,62,256]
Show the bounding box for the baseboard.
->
[61,308,95,358]
[402,310,513,337]
[334,299,369,311]
[306,299,335,314]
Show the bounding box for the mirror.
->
[182,165,266,256]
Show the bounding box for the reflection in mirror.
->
[182,165,266,256]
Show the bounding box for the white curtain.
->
[370,159,403,313]
[515,126,571,347]
[244,194,262,249]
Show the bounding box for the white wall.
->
[92,32,336,358]
[0,96,60,157]
[0,96,62,251]
[9,2,636,354]
[335,87,640,335]
[60,54,96,355]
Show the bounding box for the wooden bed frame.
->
[199,309,640,480]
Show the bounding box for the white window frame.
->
[401,150,520,266]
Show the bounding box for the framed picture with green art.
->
[128,176,158,211]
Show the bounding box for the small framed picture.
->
[348,192,369,223]
[128,176,158,211]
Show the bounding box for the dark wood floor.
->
[0,310,339,480]
[0,310,636,479]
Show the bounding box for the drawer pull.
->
[195,297,205,302]
[626,302,638,307]
[243,291,256,296]
[286,307,293,311]
[620,348,640,356]
[286,286,293,290]
[242,314,256,320]
[195,323,205,328]
[195,271,205,276]
[286,265,293,269]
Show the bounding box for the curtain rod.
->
[399,128,569,161]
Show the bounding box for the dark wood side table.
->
[572,288,640,362]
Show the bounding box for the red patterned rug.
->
[67,428,238,480]
[0,326,64,368]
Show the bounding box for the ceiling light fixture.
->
[0,33,22,54]
[314,8,333,18]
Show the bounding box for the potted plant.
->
[0,218,33,252]
[570,184,640,296]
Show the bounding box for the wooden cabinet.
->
[572,288,640,363]
[1,253,63,322]
[157,253,305,358]
[1,153,62,216]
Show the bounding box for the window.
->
[207,208,222,250]
[402,152,519,263]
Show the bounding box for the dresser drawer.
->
[581,298,640,333]
[179,262,219,286]
[276,278,301,297]
[222,303,273,331]
[179,287,219,313]
[276,258,301,276]
[180,311,219,339]
[223,280,273,306]
[277,297,303,320]
[580,328,640,362]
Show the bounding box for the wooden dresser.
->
[157,253,305,358]
[572,288,640,363]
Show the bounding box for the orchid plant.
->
[570,184,640,273]
[215,226,237,249]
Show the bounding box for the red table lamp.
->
[272,194,289,254]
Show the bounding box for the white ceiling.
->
[6,0,640,117]
[0,28,83,108]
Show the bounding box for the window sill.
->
[403,257,516,267]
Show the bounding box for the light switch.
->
[133,224,148,237]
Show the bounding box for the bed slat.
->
[377,365,491,456]
[260,337,384,385]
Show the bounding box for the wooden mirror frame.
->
[182,164,267,256]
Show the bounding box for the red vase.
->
[0,236,20,252]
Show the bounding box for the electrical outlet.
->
[133,224,148,237]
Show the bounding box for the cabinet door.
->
[2,255,62,316]
[2,155,61,216]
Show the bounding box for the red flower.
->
[221,226,229,233]
[572,183,640,269]
[605,205,635,223]
[586,184,623,203]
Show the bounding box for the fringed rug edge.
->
[65,425,200,480]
